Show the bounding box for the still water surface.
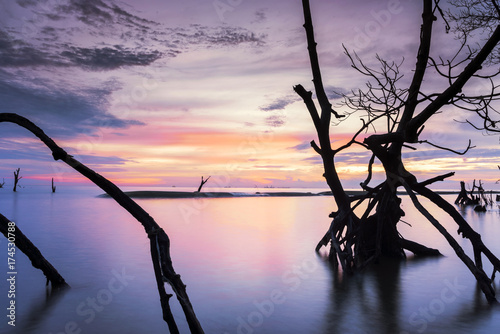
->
[1,186,500,334]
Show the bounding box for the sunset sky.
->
[0,0,499,190]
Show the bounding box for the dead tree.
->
[196,176,211,193]
[52,178,56,193]
[296,0,500,303]
[13,168,22,192]
[455,181,474,205]
[0,113,204,333]
[0,213,69,289]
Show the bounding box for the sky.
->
[0,0,499,191]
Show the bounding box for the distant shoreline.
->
[97,189,481,199]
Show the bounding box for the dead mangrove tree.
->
[296,0,500,303]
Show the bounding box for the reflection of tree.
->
[320,257,403,334]
[296,0,500,302]
[15,288,67,334]
[0,113,204,333]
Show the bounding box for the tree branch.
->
[0,113,204,333]
[397,0,435,132]
[408,23,500,138]
[418,139,475,155]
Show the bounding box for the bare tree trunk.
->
[196,176,210,193]
[13,168,22,192]
[0,113,204,333]
[455,181,472,205]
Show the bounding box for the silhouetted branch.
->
[418,172,455,187]
[418,139,475,155]
[402,180,496,303]
[310,140,322,155]
[0,213,68,289]
[0,113,204,334]
[408,23,500,137]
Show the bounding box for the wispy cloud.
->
[252,8,267,24]
[289,141,311,151]
[0,78,143,137]
[0,0,267,140]
[260,96,298,111]
[60,46,162,70]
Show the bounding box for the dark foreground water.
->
[1,186,500,334]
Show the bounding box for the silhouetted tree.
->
[296,0,500,302]
[455,181,474,204]
[196,176,211,192]
[13,168,22,192]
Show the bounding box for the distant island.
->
[98,189,470,199]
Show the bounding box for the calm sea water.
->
[1,185,500,334]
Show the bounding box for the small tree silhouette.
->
[13,168,22,192]
[196,176,211,193]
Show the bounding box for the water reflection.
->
[1,189,500,333]
[319,256,403,334]
[15,287,68,334]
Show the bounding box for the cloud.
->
[172,24,266,47]
[303,156,322,164]
[265,114,286,128]
[0,78,144,138]
[37,0,158,29]
[289,141,312,151]
[0,30,54,67]
[0,29,163,70]
[260,96,298,111]
[0,142,128,166]
[323,85,346,100]
[2,1,266,71]
[60,46,162,70]
[260,95,301,128]
[252,8,267,24]
[0,0,268,142]
[403,147,500,161]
